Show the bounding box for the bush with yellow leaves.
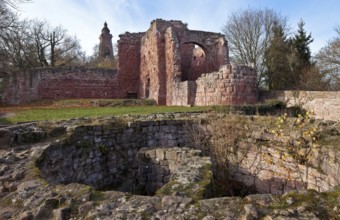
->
[267,111,320,187]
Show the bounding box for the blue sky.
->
[20,0,340,56]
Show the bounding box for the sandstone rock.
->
[245,194,275,207]
[34,206,53,220]
[17,180,43,198]
[12,169,25,180]
[18,211,33,220]
[0,165,9,176]
[202,215,216,220]
[53,207,71,220]
[242,204,258,220]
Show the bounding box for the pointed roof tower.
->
[99,21,114,58]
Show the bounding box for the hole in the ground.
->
[36,119,339,198]
[37,142,214,197]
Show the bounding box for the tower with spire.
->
[99,22,114,58]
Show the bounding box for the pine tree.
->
[264,24,292,89]
[288,19,323,90]
[293,19,314,68]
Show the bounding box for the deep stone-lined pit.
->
[36,114,340,197]
[38,143,211,196]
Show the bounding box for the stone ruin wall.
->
[262,91,340,121]
[139,21,169,104]
[117,32,144,98]
[1,19,339,112]
[0,19,257,106]
[1,114,339,195]
[136,19,249,106]
[172,64,257,106]
[0,67,119,105]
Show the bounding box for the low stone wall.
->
[0,123,47,148]
[171,65,257,106]
[262,90,340,121]
[0,67,119,105]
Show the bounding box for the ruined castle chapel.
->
[117,19,257,105]
[0,19,257,106]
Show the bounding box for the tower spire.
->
[99,21,114,58]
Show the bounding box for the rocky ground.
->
[0,114,339,220]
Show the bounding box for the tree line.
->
[0,0,89,70]
[223,8,340,91]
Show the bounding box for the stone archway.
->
[180,42,208,81]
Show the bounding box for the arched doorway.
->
[180,42,207,81]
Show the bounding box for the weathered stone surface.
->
[0,113,339,219]
[172,64,257,106]
[262,90,340,121]
[0,67,119,105]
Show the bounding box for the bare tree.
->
[0,2,24,69]
[315,26,340,90]
[1,19,84,69]
[3,0,31,9]
[222,8,287,88]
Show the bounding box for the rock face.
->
[0,113,339,219]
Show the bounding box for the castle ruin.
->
[0,19,257,106]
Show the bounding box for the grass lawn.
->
[0,99,212,124]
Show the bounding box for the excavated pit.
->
[36,117,340,198]
[37,143,212,196]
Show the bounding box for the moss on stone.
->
[156,163,212,202]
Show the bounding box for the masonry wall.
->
[164,27,182,106]
[139,22,166,104]
[138,19,230,105]
[117,32,144,98]
[171,64,257,106]
[262,91,340,121]
[0,67,119,105]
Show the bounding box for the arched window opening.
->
[180,43,206,81]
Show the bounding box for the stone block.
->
[155,149,165,160]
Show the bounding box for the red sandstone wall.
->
[139,23,162,103]
[164,27,182,106]
[138,19,229,105]
[171,64,257,106]
[1,67,119,105]
[188,47,208,81]
[139,20,187,105]
[117,32,144,98]
[180,44,195,81]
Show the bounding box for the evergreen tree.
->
[293,19,314,68]
[287,19,323,90]
[264,24,292,89]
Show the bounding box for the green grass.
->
[0,106,211,124]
